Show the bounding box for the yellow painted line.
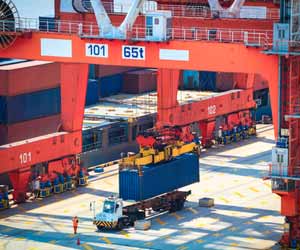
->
[212,233,222,237]
[234,192,245,198]
[181,229,189,234]
[212,217,220,222]
[120,230,130,238]
[186,207,198,214]
[263,182,271,188]
[177,246,188,250]
[233,179,240,183]
[197,223,207,228]
[260,201,268,205]
[80,204,86,208]
[101,237,111,244]
[24,221,34,225]
[230,243,239,247]
[27,247,39,250]
[35,231,45,236]
[144,242,153,246]
[63,209,69,213]
[260,215,270,220]
[15,237,25,241]
[203,189,210,193]
[169,213,184,220]
[228,227,237,232]
[219,197,230,203]
[249,187,259,193]
[49,240,57,244]
[196,239,204,244]
[246,237,254,241]
[156,218,166,225]
[82,243,94,250]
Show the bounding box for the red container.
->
[122,69,157,94]
[0,61,60,96]
[0,114,61,145]
[95,65,138,78]
[216,72,235,91]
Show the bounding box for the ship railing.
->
[0,18,273,48]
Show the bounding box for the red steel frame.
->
[0,4,281,211]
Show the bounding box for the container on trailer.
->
[0,114,61,145]
[119,153,199,201]
[0,87,61,124]
[98,74,123,97]
[122,69,157,94]
[85,79,99,106]
[0,61,60,96]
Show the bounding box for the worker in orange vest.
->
[72,216,79,234]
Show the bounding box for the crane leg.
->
[156,68,180,128]
[8,167,31,203]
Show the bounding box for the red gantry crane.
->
[2,0,299,247]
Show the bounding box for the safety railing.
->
[130,26,272,48]
[0,18,273,48]
[97,1,279,20]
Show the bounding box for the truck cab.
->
[93,196,124,230]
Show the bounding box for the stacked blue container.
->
[85,79,99,106]
[98,74,123,97]
[0,87,61,124]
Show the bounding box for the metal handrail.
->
[99,1,279,20]
[0,18,274,47]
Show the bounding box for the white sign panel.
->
[122,46,146,60]
[86,43,108,58]
[159,49,189,61]
[41,38,72,57]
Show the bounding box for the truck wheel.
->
[176,200,184,211]
[169,201,177,213]
[117,219,124,230]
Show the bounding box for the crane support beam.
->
[0,32,278,132]
[208,0,246,18]
[157,69,256,127]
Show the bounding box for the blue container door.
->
[85,79,99,106]
[182,70,200,90]
[2,87,61,124]
[98,74,123,97]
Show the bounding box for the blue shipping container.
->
[98,74,123,97]
[199,71,216,91]
[182,71,216,91]
[119,153,199,201]
[85,79,99,106]
[88,65,96,79]
[182,70,200,90]
[0,87,61,124]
